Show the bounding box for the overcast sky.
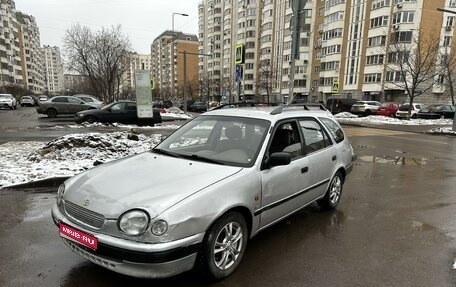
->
[15,0,200,54]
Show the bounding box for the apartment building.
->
[151,30,198,101]
[124,52,152,89]
[17,12,44,94]
[42,45,64,95]
[198,0,452,104]
[0,0,23,90]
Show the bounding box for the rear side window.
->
[299,119,332,154]
[53,97,68,103]
[319,117,345,143]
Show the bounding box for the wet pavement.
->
[1,108,456,285]
[1,128,456,286]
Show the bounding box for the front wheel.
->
[46,108,57,118]
[198,212,248,281]
[84,116,96,123]
[318,171,344,210]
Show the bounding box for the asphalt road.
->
[1,107,456,286]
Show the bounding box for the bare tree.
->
[64,24,132,103]
[255,58,274,103]
[385,30,442,118]
[439,46,456,105]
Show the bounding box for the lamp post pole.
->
[180,51,212,113]
[171,12,189,103]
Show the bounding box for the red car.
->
[377,102,400,117]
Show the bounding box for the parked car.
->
[52,105,355,280]
[395,103,426,119]
[74,94,105,109]
[376,102,400,117]
[350,101,381,116]
[325,98,357,114]
[75,100,162,125]
[189,101,208,112]
[178,99,196,111]
[37,95,48,102]
[20,95,35,107]
[417,104,456,119]
[36,95,98,118]
[0,93,17,109]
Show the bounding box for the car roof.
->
[204,106,333,122]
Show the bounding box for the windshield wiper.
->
[151,148,184,158]
[186,154,226,165]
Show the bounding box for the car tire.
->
[46,108,57,118]
[318,171,344,211]
[85,116,96,123]
[197,212,248,281]
[411,113,417,119]
[364,110,371,116]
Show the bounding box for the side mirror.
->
[265,152,291,168]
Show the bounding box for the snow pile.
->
[0,131,162,188]
[335,114,453,126]
[161,107,193,121]
[425,127,456,135]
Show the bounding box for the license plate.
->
[59,223,98,250]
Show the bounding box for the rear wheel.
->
[318,171,344,210]
[364,110,371,116]
[46,108,57,118]
[198,212,248,281]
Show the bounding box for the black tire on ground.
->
[84,116,96,123]
[197,212,248,281]
[10,105,14,110]
[411,113,417,119]
[364,110,371,116]
[46,108,57,118]
[317,171,344,210]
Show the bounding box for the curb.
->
[3,176,69,190]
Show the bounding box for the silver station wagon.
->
[51,105,356,280]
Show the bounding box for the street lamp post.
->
[171,12,189,102]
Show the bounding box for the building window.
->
[364,73,382,83]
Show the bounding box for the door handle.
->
[332,155,337,161]
[301,167,308,173]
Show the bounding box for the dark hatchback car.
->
[75,101,162,125]
[417,104,456,119]
[189,101,208,113]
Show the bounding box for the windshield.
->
[0,95,11,99]
[154,115,270,167]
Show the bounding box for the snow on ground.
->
[335,112,454,126]
[0,131,162,188]
[0,115,454,189]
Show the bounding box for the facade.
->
[0,0,23,90]
[17,12,44,94]
[198,0,453,104]
[42,45,64,95]
[151,30,199,102]
[125,52,152,89]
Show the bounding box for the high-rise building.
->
[151,30,198,101]
[0,0,23,90]
[198,0,451,104]
[125,52,152,88]
[17,11,44,94]
[42,45,64,95]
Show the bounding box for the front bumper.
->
[51,204,203,278]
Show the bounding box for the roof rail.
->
[269,103,327,115]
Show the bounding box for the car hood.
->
[64,152,242,219]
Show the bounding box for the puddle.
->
[355,145,375,149]
[358,155,427,166]
[411,220,434,231]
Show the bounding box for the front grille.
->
[64,201,105,228]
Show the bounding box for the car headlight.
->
[151,220,168,236]
[118,210,150,236]
[76,113,84,117]
[57,184,65,206]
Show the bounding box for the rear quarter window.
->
[319,117,345,143]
